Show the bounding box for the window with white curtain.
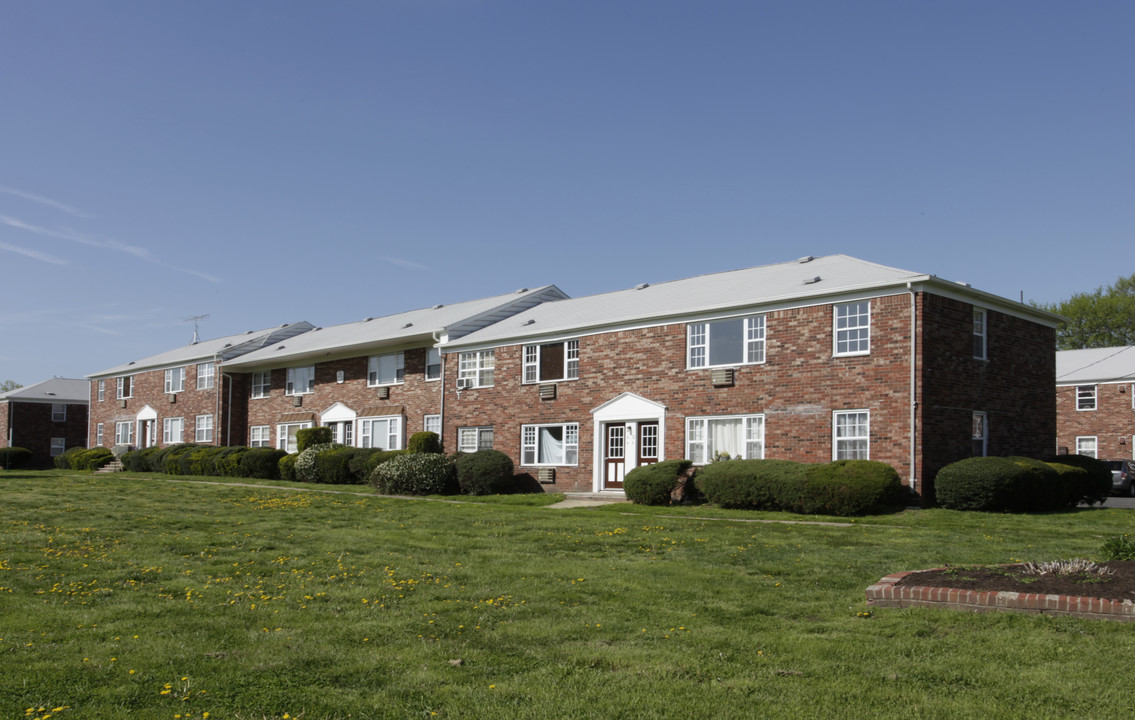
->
[368,352,405,386]
[833,410,870,460]
[1076,436,1098,458]
[286,366,315,395]
[686,415,764,464]
[163,417,184,444]
[521,423,578,466]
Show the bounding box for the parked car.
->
[1108,460,1135,496]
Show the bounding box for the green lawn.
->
[2,470,1133,719]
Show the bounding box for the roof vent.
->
[432,304,444,309]
[277,345,286,350]
[46,391,56,396]
[955,281,971,287]
[402,322,413,329]
[635,283,650,290]
[804,276,822,285]
[797,256,815,263]
[128,361,135,365]
[363,317,373,322]
[246,330,255,334]
[224,343,232,348]
[515,288,529,294]
[523,319,535,326]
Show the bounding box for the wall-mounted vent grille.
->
[711,368,734,387]
[538,468,556,484]
[539,383,556,400]
[168,393,176,404]
[292,395,303,407]
[376,386,390,399]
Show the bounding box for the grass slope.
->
[1,471,1133,719]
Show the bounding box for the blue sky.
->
[1,1,1132,384]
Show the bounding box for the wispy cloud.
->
[0,240,67,265]
[380,256,432,271]
[0,184,95,219]
[76,323,123,336]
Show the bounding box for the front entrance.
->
[602,420,660,490]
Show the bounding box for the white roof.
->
[88,323,314,378]
[1056,346,1135,385]
[0,377,90,404]
[446,254,1050,348]
[223,286,568,370]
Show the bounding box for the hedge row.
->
[121,445,289,480]
[0,447,33,469]
[935,454,1109,512]
[54,446,115,472]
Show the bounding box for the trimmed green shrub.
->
[295,427,332,453]
[1043,454,1111,506]
[295,443,335,483]
[0,447,33,469]
[454,449,515,495]
[313,446,356,484]
[178,446,218,476]
[214,446,250,477]
[624,459,693,506]
[407,431,443,454]
[792,460,904,516]
[371,453,457,495]
[696,459,807,510]
[935,456,1065,512]
[240,448,287,479]
[160,444,201,475]
[121,447,160,472]
[348,448,404,483]
[74,447,115,472]
[55,446,85,470]
[278,453,299,482]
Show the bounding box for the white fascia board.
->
[916,278,1065,327]
[223,332,439,372]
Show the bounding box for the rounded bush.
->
[313,446,356,484]
[121,447,160,472]
[55,446,85,470]
[74,447,114,472]
[214,447,250,477]
[295,427,332,453]
[347,448,403,484]
[1043,454,1111,506]
[794,460,904,516]
[935,456,1063,512]
[159,444,200,475]
[178,446,217,476]
[371,453,457,495]
[407,431,443,454]
[0,447,33,469]
[241,448,287,479]
[278,453,299,482]
[295,443,340,483]
[695,459,807,510]
[624,459,693,506]
[454,449,515,495]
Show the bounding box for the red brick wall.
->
[88,364,224,448]
[1057,382,1135,460]
[2,400,88,466]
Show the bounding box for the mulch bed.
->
[895,560,1135,603]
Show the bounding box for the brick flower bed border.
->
[866,568,1135,622]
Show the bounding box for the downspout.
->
[214,353,223,446]
[907,283,918,490]
[86,381,93,449]
[432,329,446,449]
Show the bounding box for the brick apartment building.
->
[84,255,1060,498]
[1056,346,1135,461]
[1,378,90,466]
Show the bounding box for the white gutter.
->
[433,329,446,449]
[907,282,918,490]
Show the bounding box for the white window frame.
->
[424,414,442,435]
[1076,385,1097,411]
[251,371,270,399]
[197,362,215,390]
[685,414,765,465]
[368,352,405,387]
[285,366,315,396]
[972,411,988,457]
[117,376,133,400]
[834,302,871,357]
[522,340,580,383]
[164,367,186,394]
[973,308,987,360]
[459,350,495,388]
[833,410,870,460]
[277,422,313,453]
[96,423,104,446]
[97,380,105,402]
[249,425,271,448]
[163,417,184,445]
[458,426,494,453]
[52,403,66,422]
[426,348,442,382]
[1076,436,1098,459]
[50,438,66,457]
[687,315,765,369]
[115,421,133,445]
[359,416,403,451]
[196,414,214,443]
[520,423,579,467]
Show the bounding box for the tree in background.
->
[0,379,22,393]
[1037,273,1135,350]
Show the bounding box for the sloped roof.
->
[0,377,90,404]
[445,254,1045,348]
[1056,346,1135,385]
[222,286,568,370]
[87,322,314,378]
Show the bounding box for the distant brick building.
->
[1056,346,1135,461]
[0,378,90,466]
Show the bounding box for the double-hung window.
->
[523,340,579,383]
[973,308,987,360]
[1076,385,1097,411]
[687,316,765,368]
[424,414,442,435]
[521,423,578,466]
[196,414,214,443]
[115,421,133,445]
[165,367,186,394]
[972,412,988,457]
[96,423,104,446]
[458,426,494,453]
[50,438,66,457]
[368,352,405,386]
[286,366,315,396]
[359,416,402,450]
[458,350,495,388]
[97,380,105,402]
[52,403,66,422]
[251,371,270,398]
[117,376,133,400]
[426,348,442,381]
[1076,436,1098,458]
[198,362,215,390]
[163,417,184,444]
[833,410,870,460]
[250,425,271,448]
[834,302,871,356]
[686,415,765,464]
[277,422,312,453]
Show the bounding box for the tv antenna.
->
[184,314,211,343]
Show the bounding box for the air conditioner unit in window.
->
[711,368,735,387]
[168,393,177,404]
[537,467,556,484]
[456,378,473,390]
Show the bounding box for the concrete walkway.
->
[546,493,630,509]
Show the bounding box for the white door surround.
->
[590,392,667,493]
